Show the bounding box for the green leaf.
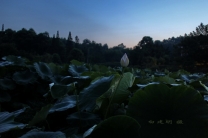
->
[66,112,101,127]
[34,62,53,79]
[79,76,114,112]
[49,95,77,113]
[127,84,208,137]
[0,110,26,133]
[28,104,53,126]
[48,62,64,75]
[19,129,66,138]
[96,73,131,117]
[110,72,135,103]
[13,70,38,85]
[2,55,26,66]
[50,83,76,99]
[68,64,88,77]
[87,115,141,138]
[153,76,176,84]
[0,78,15,90]
[70,60,84,66]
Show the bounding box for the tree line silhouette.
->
[0,23,208,72]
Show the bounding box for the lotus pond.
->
[1,55,208,138]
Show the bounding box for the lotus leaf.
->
[66,112,100,127]
[87,115,141,138]
[28,104,52,126]
[79,76,114,112]
[19,129,66,138]
[2,55,26,66]
[34,62,53,80]
[49,95,77,113]
[13,70,38,85]
[0,78,15,90]
[68,64,88,77]
[0,110,26,133]
[50,83,75,99]
[127,84,208,137]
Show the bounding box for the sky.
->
[1,0,208,48]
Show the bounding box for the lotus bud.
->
[120,53,129,67]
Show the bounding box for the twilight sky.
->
[1,0,208,47]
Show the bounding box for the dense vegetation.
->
[1,56,208,137]
[1,23,208,72]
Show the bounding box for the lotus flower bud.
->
[120,53,129,67]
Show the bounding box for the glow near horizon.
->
[1,0,208,47]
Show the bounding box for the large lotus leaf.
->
[19,129,66,138]
[81,71,103,81]
[34,62,53,79]
[79,76,114,112]
[70,60,84,66]
[48,63,64,75]
[50,83,75,99]
[87,115,141,138]
[169,69,190,79]
[49,95,77,113]
[92,65,109,73]
[28,104,53,126]
[51,75,90,85]
[153,76,176,84]
[0,78,15,90]
[66,112,101,127]
[0,110,26,133]
[110,72,135,103]
[68,64,88,77]
[2,55,26,66]
[127,84,208,137]
[13,70,38,85]
[0,90,11,102]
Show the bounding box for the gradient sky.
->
[1,0,208,47]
